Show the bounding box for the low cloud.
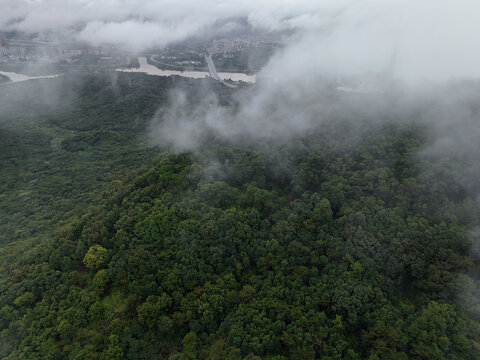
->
[4,1,480,149]
[1,0,478,84]
[3,0,480,180]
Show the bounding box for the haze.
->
[1,0,480,82]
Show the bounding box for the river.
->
[0,71,60,84]
[117,57,255,83]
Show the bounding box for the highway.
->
[204,54,237,88]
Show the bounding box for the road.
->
[204,54,237,88]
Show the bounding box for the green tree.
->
[182,332,198,359]
[83,244,108,270]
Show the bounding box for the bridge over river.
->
[204,54,237,88]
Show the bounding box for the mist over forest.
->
[1,1,480,359]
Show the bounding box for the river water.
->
[0,71,60,84]
[0,56,255,85]
[117,57,255,83]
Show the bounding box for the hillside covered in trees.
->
[1,72,480,359]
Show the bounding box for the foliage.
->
[0,73,479,359]
[84,245,108,269]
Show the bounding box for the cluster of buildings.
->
[207,35,279,57]
[54,47,117,63]
[0,37,119,64]
[0,46,63,63]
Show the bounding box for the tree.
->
[93,269,109,291]
[83,244,108,270]
[182,332,198,359]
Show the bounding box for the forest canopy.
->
[1,72,480,359]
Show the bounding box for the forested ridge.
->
[1,73,480,359]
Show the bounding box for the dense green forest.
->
[0,71,187,244]
[1,72,480,359]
